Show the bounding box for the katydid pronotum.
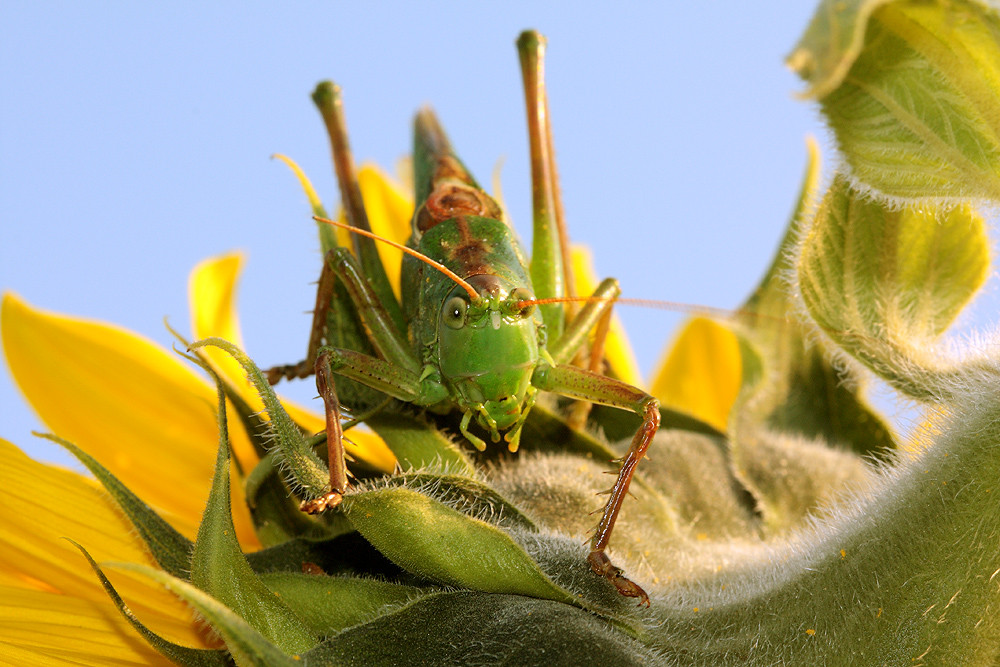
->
[267,30,660,605]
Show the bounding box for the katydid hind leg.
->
[269,81,408,404]
[517,30,567,341]
[532,362,659,605]
[313,82,405,335]
[588,396,659,606]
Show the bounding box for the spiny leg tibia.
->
[531,362,659,605]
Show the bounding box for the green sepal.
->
[737,140,895,458]
[381,472,538,532]
[110,562,304,667]
[366,411,475,474]
[341,486,574,604]
[304,591,658,666]
[789,0,1000,202]
[42,433,193,579]
[259,571,429,635]
[190,368,317,655]
[797,173,990,399]
[179,335,332,545]
[69,542,230,667]
[190,337,329,498]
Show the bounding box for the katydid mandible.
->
[267,30,660,605]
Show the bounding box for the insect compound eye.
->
[443,295,468,329]
[507,287,536,319]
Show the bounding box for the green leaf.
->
[260,572,429,635]
[110,562,304,667]
[190,372,317,655]
[305,591,659,666]
[737,139,895,457]
[789,0,1000,202]
[787,0,890,99]
[728,428,873,534]
[341,486,574,604]
[70,542,229,667]
[640,379,1000,664]
[796,173,990,399]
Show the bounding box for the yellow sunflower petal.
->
[569,246,643,387]
[189,252,246,381]
[0,439,209,651]
[357,164,414,300]
[0,588,178,666]
[0,585,183,666]
[649,316,742,432]
[1,293,259,547]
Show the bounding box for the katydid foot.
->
[265,361,311,385]
[300,491,343,514]
[588,549,650,607]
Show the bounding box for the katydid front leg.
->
[532,362,660,606]
[302,345,444,513]
[304,350,348,513]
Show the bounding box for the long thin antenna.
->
[515,295,791,325]
[313,216,480,301]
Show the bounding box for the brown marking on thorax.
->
[415,156,504,233]
[441,215,492,276]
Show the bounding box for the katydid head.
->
[437,274,540,441]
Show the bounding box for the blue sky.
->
[4,4,991,467]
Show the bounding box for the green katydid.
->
[266,30,660,605]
